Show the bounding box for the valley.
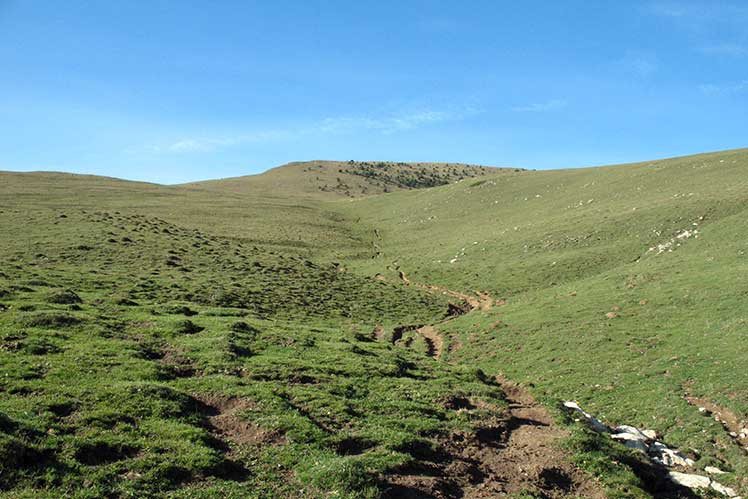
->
[2,151,748,498]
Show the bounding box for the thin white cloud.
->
[648,1,748,21]
[698,80,748,96]
[151,130,291,154]
[317,109,467,135]
[647,1,748,31]
[150,107,481,153]
[615,52,659,78]
[647,2,748,64]
[648,2,690,18]
[699,42,748,57]
[511,99,567,113]
[418,18,461,34]
[168,139,226,153]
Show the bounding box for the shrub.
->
[165,305,198,316]
[23,312,81,328]
[230,321,260,334]
[174,320,204,335]
[46,289,82,305]
[21,338,61,355]
[73,440,139,465]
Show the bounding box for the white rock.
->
[563,401,610,433]
[642,429,657,440]
[611,433,649,452]
[650,441,667,451]
[674,455,695,467]
[705,466,727,475]
[650,444,694,467]
[611,432,647,443]
[614,425,651,441]
[668,471,710,489]
[711,481,738,497]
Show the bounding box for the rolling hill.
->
[339,148,748,494]
[183,160,516,198]
[1,149,747,498]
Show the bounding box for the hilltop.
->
[2,149,748,498]
[183,160,518,198]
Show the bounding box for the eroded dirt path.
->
[397,270,497,312]
[416,325,444,359]
[382,378,605,499]
[384,269,500,359]
[375,269,605,498]
[684,382,748,451]
[484,377,606,498]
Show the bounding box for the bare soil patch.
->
[381,379,605,499]
[417,325,444,359]
[685,384,748,450]
[195,394,285,448]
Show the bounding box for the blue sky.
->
[1,1,746,184]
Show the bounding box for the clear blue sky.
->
[1,1,746,184]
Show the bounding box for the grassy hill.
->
[183,160,515,199]
[2,149,748,498]
[0,170,364,257]
[0,197,510,499]
[339,148,748,493]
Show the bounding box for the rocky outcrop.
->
[563,401,740,498]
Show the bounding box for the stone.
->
[711,481,738,497]
[641,429,657,440]
[614,425,651,441]
[611,432,649,452]
[667,471,710,490]
[650,444,694,467]
[705,466,726,475]
[563,401,610,433]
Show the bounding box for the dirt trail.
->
[383,269,499,357]
[397,270,497,312]
[485,377,606,498]
[382,378,605,499]
[374,268,604,498]
[684,382,748,451]
[416,325,444,359]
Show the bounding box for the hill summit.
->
[184,160,521,198]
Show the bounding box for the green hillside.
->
[183,160,514,199]
[2,150,748,498]
[339,148,748,493]
[0,200,505,499]
[0,171,361,256]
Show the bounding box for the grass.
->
[3,148,748,497]
[0,202,501,498]
[340,148,748,494]
[183,160,512,199]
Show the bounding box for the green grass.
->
[339,148,748,494]
[3,148,748,497]
[183,160,512,199]
[0,201,503,498]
